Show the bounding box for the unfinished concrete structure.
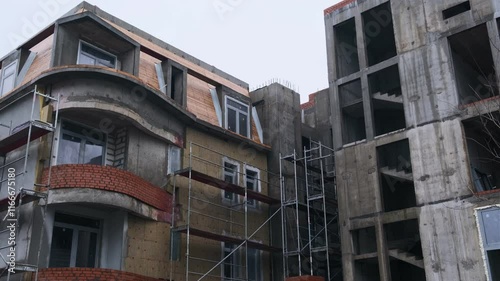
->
[325,0,500,280]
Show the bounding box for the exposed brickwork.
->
[36,268,165,281]
[286,276,325,281]
[42,164,172,212]
[324,0,356,15]
[301,93,317,110]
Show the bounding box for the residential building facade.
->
[0,2,278,281]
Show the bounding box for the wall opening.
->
[339,79,366,144]
[442,1,471,19]
[377,140,416,212]
[449,24,498,105]
[352,226,377,255]
[171,65,184,103]
[369,65,405,136]
[335,17,360,78]
[463,116,500,192]
[362,2,397,66]
[354,258,380,281]
[385,219,425,280]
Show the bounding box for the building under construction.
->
[325,0,500,281]
[0,2,339,281]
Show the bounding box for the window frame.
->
[476,206,500,281]
[77,40,118,69]
[221,242,241,280]
[0,60,18,96]
[49,213,101,268]
[57,119,107,166]
[244,165,261,208]
[224,96,250,138]
[167,145,182,175]
[222,158,240,202]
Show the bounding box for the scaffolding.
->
[280,140,341,281]
[170,142,282,281]
[0,86,59,281]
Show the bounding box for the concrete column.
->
[376,217,392,281]
[486,19,500,95]
[361,73,375,141]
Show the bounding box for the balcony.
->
[42,164,172,222]
[37,268,163,281]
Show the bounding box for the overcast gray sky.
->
[0,0,341,102]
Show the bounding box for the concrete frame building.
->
[325,0,500,281]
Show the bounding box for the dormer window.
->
[0,60,18,96]
[225,96,249,137]
[77,41,117,68]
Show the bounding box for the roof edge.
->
[324,0,357,16]
[75,1,249,90]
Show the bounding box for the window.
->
[247,248,262,281]
[58,121,106,165]
[49,213,100,268]
[0,60,18,96]
[442,1,471,19]
[77,41,117,68]
[170,230,181,261]
[222,243,240,280]
[223,160,239,201]
[245,166,260,208]
[167,145,181,174]
[225,96,249,137]
[477,207,500,281]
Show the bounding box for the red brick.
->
[42,165,172,212]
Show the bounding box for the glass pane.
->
[75,231,97,267]
[78,53,96,65]
[3,62,16,75]
[1,74,15,95]
[487,249,500,281]
[482,209,500,245]
[168,146,181,174]
[239,113,248,137]
[58,134,82,164]
[227,108,237,132]
[97,58,116,68]
[227,99,248,111]
[49,226,73,267]
[248,248,256,281]
[83,141,103,165]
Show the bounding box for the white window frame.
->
[244,165,261,208]
[476,206,500,281]
[221,242,241,280]
[167,145,182,175]
[0,60,18,96]
[224,96,250,137]
[50,214,101,268]
[77,40,118,69]
[222,158,240,202]
[56,119,107,166]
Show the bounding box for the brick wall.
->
[42,164,172,212]
[36,268,165,281]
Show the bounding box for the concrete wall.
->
[325,1,500,280]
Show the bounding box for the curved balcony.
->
[37,268,163,281]
[42,164,172,222]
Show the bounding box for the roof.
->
[324,0,357,15]
[1,2,264,146]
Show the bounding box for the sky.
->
[0,0,341,102]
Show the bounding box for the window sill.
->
[474,189,500,196]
